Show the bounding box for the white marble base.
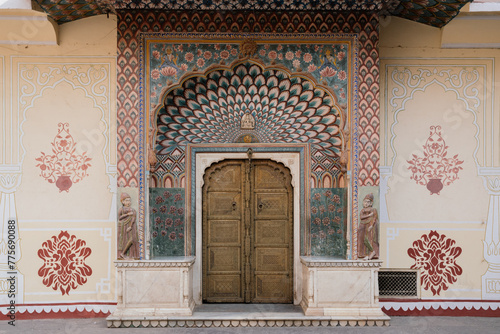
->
[300,257,389,320]
[107,256,390,328]
[108,257,195,322]
[107,303,390,328]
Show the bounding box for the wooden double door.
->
[202,159,293,303]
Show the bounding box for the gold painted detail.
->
[240,39,258,58]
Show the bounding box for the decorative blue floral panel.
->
[149,188,186,256]
[310,188,347,257]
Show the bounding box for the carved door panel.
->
[203,159,293,303]
[203,161,245,303]
[251,160,293,303]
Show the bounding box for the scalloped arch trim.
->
[155,58,345,157]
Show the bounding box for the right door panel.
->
[251,161,293,303]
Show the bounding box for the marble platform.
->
[107,303,390,328]
[107,257,390,328]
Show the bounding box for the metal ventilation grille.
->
[378,269,419,298]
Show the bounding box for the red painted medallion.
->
[38,231,93,295]
[408,230,463,296]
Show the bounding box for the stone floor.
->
[1,316,499,333]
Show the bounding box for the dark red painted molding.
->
[1,303,116,320]
[381,299,500,317]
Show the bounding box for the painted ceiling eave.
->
[32,0,472,28]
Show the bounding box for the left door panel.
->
[203,162,245,302]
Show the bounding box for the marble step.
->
[107,304,391,328]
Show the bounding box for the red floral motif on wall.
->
[38,231,93,295]
[408,230,463,296]
[407,125,463,194]
[35,123,92,192]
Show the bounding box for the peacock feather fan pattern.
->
[155,60,344,157]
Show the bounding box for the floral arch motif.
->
[154,59,346,158]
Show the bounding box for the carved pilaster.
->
[345,171,352,258]
[478,168,500,299]
[0,165,24,304]
[379,166,392,223]
[107,163,118,221]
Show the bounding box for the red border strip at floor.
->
[0,302,116,320]
[381,299,500,317]
[3,300,500,319]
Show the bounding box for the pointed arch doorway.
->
[202,159,293,303]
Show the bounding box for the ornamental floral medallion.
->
[407,230,463,296]
[38,231,93,295]
[407,125,463,195]
[35,123,92,192]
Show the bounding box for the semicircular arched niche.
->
[153,59,346,182]
[150,58,349,261]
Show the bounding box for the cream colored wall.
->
[380,14,500,300]
[3,7,497,313]
[0,12,117,310]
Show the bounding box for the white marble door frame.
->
[192,150,303,305]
